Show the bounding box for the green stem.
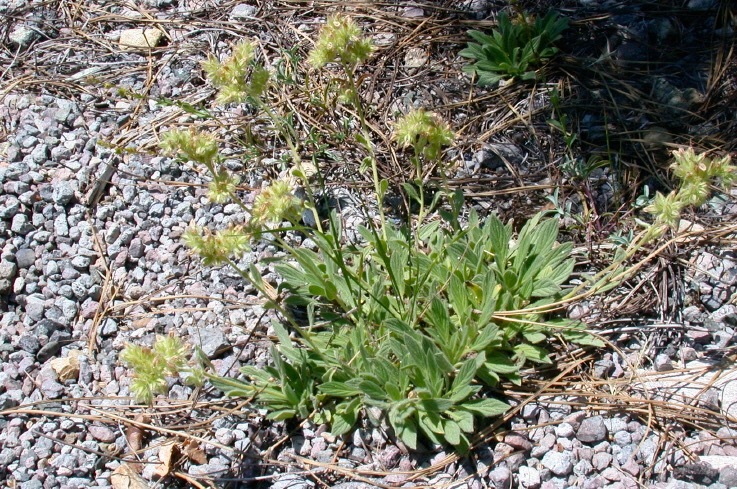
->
[342,63,388,239]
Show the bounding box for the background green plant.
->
[460,10,568,86]
[211,204,598,450]
[121,14,603,451]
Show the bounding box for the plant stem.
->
[342,63,388,240]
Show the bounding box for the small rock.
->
[52,182,75,205]
[119,28,163,50]
[574,459,594,476]
[688,330,712,344]
[88,425,117,443]
[683,305,704,323]
[25,296,46,322]
[70,256,90,270]
[40,379,65,398]
[541,451,573,476]
[521,404,540,421]
[34,319,63,338]
[719,466,737,487]
[0,260,18,293]
[555,422,575,438]
[100,318,118,336]
[674,462,719,485]
[10,24,40,46]
[378,445,401,468]
[191,327,229,358]
[271,473,314,489]
[654,353,673,372]
[128,238,144,259]
[577,416,608,443]
[215,428,236,446]
[0,196,21,219]
[504,432,532,451]
[490,466,512,489]
[11,215,34,235]
[404,47,428,69]
[621,458,640,477]
[688,0,716,9]
[613,431,632,446]
[711,305,737,326]
[230,3,257,19]
[592,451,613,471]
[15,249,36,269]
[474,143,525,171]
[601,466,621,481]
[17,334,40,354]
[518,466,541,489]
[564,411,587,430]
[55,99,77,123]
[30,144,48,164]
[403,6,424,17]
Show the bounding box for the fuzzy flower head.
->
[120,344,168,404]
[712,154,737,188]
[678,180,710,206]
[182,225,251,266]
[152,334,188,375]
[670,148,736,206]
[202,40,270,104]
[646,191,685,229]
[250,179,303,227]
[670,147,708,182]
[393,109,455,161]
[208,170,240,203]
[160,128,218,165]
[308,15,373,69]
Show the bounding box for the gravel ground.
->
[1,0,737,488]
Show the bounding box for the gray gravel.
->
[1,0,737,488]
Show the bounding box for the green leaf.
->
[452,354,482,396]
[443,419,462,446]
[514,343,552,364]
[448,274,468,315]
[484,352,520,374]
[390,408,418,449]
[307,284,326,296]
[401,182,421,204]
[418,398,453,413]
[460,397,509,417]
[397,420,418,450]
[561,328,605,347]
[319,381,363,397]
[267,409,297,421]
[503,269,518,291]
[389,243,409,297]
[449,383,479,404]
[385,382,403,401]
[522,330,547,344]
[331,398,361,436]
[275,263,308,287]
[379,179,389,199]
[449,409,475,433]
[467,30,497,46]
[358,379,386,401]
[530,278,561,298]
[470,322,499,351]
[208,375,257,397]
